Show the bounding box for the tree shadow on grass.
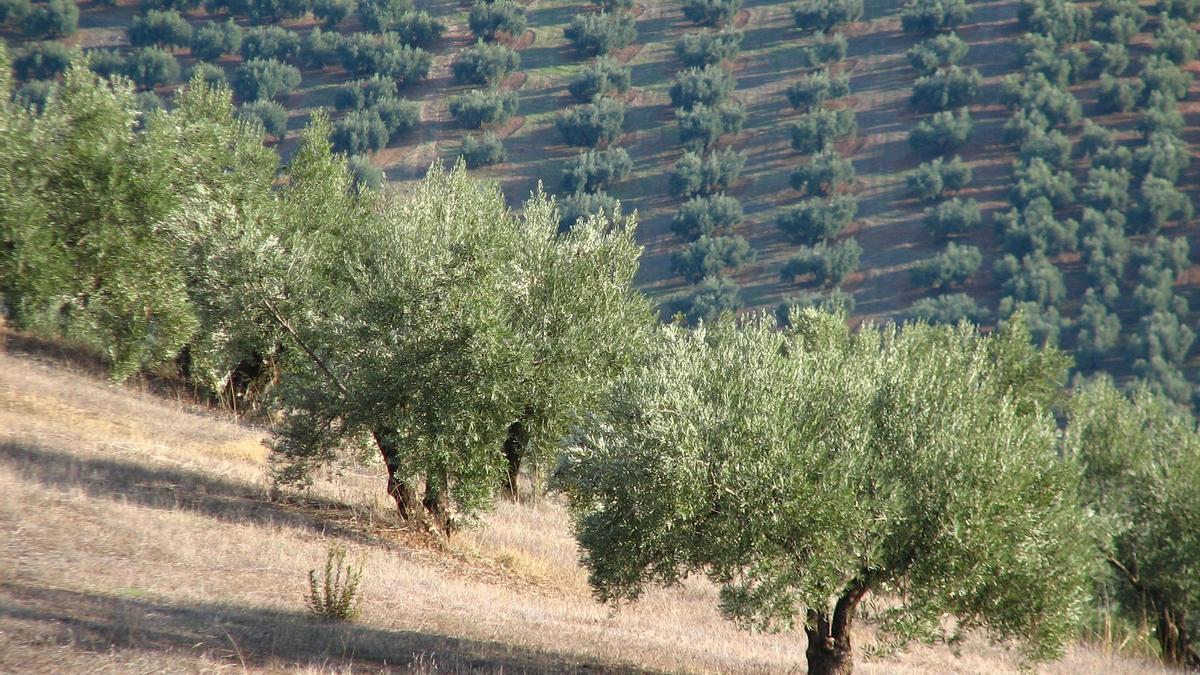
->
[0,440,383,546]
[0,582,636,673]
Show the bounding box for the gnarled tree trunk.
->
[371,429,421,521]
[1157,603,1199,669]
[805,583,870,675]
[501,417,528,499]
[423,466,454,535]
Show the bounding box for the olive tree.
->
[906,155,970,202]
[128,9,193,50]
[909,242,981,289]
[192,20,242,61]
[677,102,745,152]
[900,0,970,34]
[556,98,625,147]
[469,0,527,42]
[907,292,989,325]
[669,148,745,197]
[671,234,754,282]
[780,239,861,286]
[563,12,637,56]
[777,195,857,245]
[681,0,741,26]
[459,131,506,168]
[790,150,854,196]
[792,0,862,31]
[246,151,654,531]
[790,108,857,154]
[233,58,301,101]
[909,107,971,156]
[910,66,980,111]
[448,88,518,128]
[567,57,631,102]
[452,41,520,85]
[672,193,743,240]
[557,313,1091,675]
[786,69,849,110]
[1063,380,1200,668]
[906,33,967,75]
[669,64,736,110]
[675,28,742,67]
[561,147,632,193]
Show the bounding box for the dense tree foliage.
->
[448,88,519,128]
[907,155,970,202]
[459,131,506,168]
[671,234,754,282]
[558,313,1089,674]
[452,41,520,85]
[909,107,972,156]
[561,147,633,193]
[786,69,849,110]
[906,33,968,74]
[568,57,631,102]
[564,12,637,55]
[676,28,742,67]
[679,275,741,323]
[240,26,301,62]
[669,65,736,110]
[192,20,243,62]
[910,66,980,111]
[792,0,862,32]
[777,195,857,245]
[668,148,745,197]
[556,98,626,147]
[234,58,301,101]
[789,108,857,154]
[781,238,861,286]
[1064,380,1200,667]
[924,196,980,238]
[790,150,854,196]
[128,9,193,50]
[681,0,741,26]
[238,99,288,138]
[907,292,990,324]
[12,41,71,81]
[672,194,743,240]
[909,242,981,289]
[900,0,970,34]
[124,47,182,89]
[469,0,527,42]
[676,102,745,151]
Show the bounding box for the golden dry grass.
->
[0,342,1178,674]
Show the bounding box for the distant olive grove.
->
[0,49,1197,675]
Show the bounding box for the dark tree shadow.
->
[0,583,640,673]
[0,440,384,545]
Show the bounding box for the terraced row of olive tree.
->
[668,0,751,323]
[772,0,862,315]
[552,0,640,230]
[449,0,529,169]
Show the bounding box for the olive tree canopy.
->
[557,312,1091,674]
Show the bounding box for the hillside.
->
[6,0,1198,403]
[0,339,1178,673]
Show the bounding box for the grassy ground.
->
[0,332,1180,673]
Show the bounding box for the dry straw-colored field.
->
[0,336,1176,673]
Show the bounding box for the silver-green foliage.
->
[557,312,1091,672]
[1064,379,1200,667]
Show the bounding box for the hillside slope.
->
[0,338,1177,673]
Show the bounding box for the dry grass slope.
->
[0,336,1178,673]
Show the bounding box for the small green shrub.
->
[305,544,363,622]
